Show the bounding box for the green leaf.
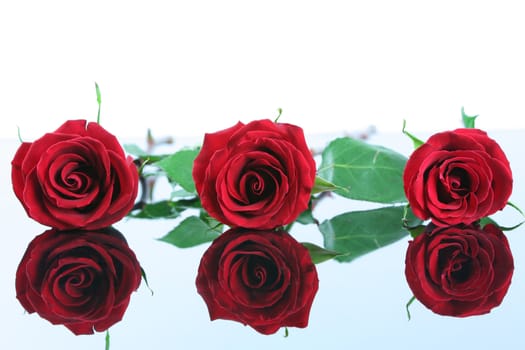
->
[302,242,344,264]
[461,107,478,128]
[155,148,199,193]
[317,137,408,203]
[319,206,410,263]
[402,119,424,149]
[129,200,181,219]
[158,216,222,248]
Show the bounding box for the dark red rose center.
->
[449,257,471,282]
[58,163,95,195]
[447,168,470,192]
[438,246,472,284]
[60,268,97,299]
[240,169,278,203]
[243,255,278,289]
[438,167,471,202]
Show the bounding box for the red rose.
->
[12,120,139,230]
[405,223,513,317]
[15,227,142,335]
[403,128,512,226]
[196,228,319,334]
[192,119,316,229]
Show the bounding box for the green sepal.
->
[507,201,525,218]
[95,82,102,124]
[402,119,424,149]
[406,295,416,321]
[461,107,478,128]
[140,267,154,295]
[479,216,524,232]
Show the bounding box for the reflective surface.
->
[2,130,524,349]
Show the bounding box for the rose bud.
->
[405,223,514,317]
[403,128,512,226]
[15,227,142,335]
[12,119,139,230]
[196,228,319,334]
[192,119,316,230]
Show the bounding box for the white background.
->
[1,1,525,349]
[1,1,525,140]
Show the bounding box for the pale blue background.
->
[2,0,525,348]
[1,130,524,350]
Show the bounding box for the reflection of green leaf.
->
[317,137,407,203]
[461,107,478,128]
[402,119,424,149]
[319,206,411,262]
[156,148,199,193]
[129,201,181,219]
[302,242,344,264]
[158,216,222,248]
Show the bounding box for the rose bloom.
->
[12,120,139,230]
[196,228,319,335]
[192,119,316,229]
[16,227,142,335]
[403,128,512,226]
[405,223,513,317]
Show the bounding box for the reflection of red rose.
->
[16,228,142,335]
[403,128,512,226]
[192,119,316,229]
[405,224,513,317]
[12,119,139,230]
[196,228,319,334]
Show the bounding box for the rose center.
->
[451,259,471,282]
[446,168,470,195]
[440,250,472,283]
[242,169,278,202]
[244,256,277,289]
[58,163,95,195]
